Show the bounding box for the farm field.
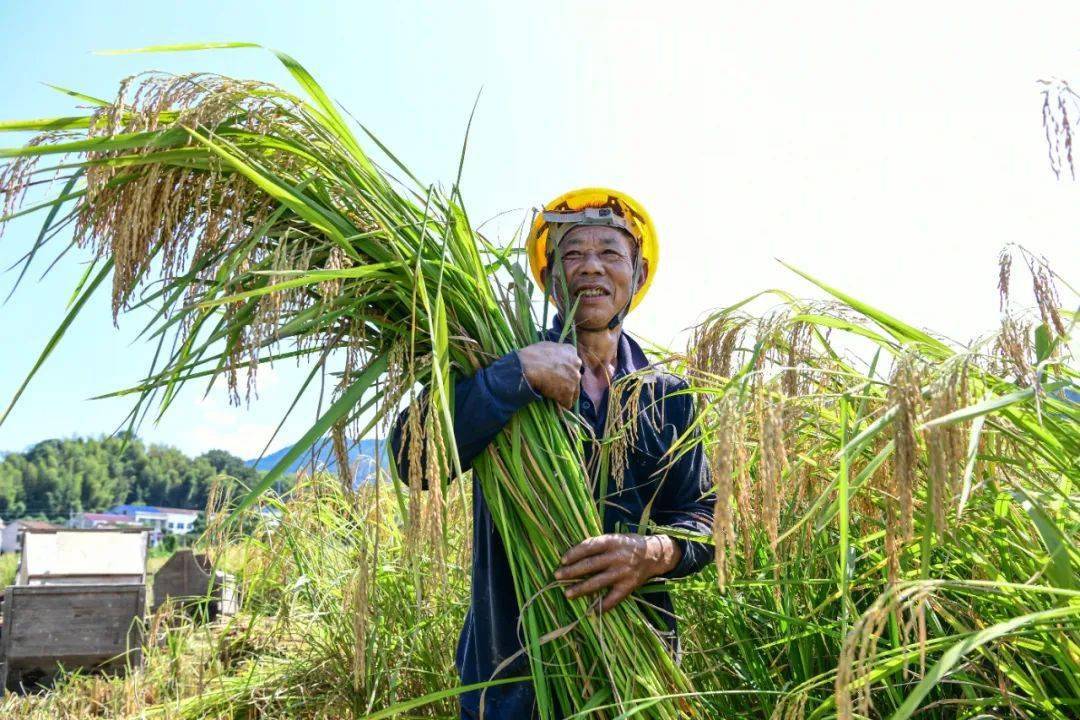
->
[0,42,1076,720]
[0,255,1076,718]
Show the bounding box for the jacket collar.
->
[545,315,651,379]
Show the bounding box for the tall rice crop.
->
[0,44,692,717]
[670,250,1079,718]
[0,254,1075,719]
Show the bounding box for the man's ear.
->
[635,257,650,293]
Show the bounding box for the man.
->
[391,187,714,719]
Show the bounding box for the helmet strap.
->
[606,243,641,330]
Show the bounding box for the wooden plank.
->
[152,550,212,610]
[1,586,12,690]
[4,584,144,661]
[152,550,236,620]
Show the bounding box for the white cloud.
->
[151,365,305,459]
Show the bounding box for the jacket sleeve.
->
[652,383,715,580]
[389,350,540,488]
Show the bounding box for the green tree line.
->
[0,435,260,523]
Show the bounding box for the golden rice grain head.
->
[888,355,923,544]
[1027,253,1068,338]
[732,413,755,570]
[838,583,931,720]
[995,315,1033,387]
[757,387,788,589]
[710,397,740,590]
[331,419,353,493]
[688,314,746,380]
[1040,79,1077,180]
[347,554,371,689]
[783,320,814,397]
[606,373,645,490]
[925,387,951,536]
[998,246,1013,312]
[78,75,290,316]
[0,131,81,235]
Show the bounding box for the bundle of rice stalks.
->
[0,44,693,717]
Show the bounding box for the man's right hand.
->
[516,341,582,410]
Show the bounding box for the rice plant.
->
[0,44,1077,719]
[0,43,691,718]
[666,250,1079,719]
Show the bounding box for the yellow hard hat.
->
[526,187,658,312]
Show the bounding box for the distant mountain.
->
[246,438,389,485]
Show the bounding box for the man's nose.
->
[578,251,604,274]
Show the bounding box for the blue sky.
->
[1,2,1078,457]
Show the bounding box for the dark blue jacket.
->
[390,322,714,719]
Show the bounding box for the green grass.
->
[0,553,17,587]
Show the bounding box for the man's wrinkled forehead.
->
[552,225,637,254]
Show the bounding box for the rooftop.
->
[81,512,139,523]
[16,519,60,530]
[110,504,200,516]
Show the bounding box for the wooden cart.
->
[0,528,150,692]
[1,584,145,691]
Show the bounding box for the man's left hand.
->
[554,534,682,612]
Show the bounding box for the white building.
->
[1,518,61,554]
[108,505,200,545]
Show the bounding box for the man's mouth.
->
[575,286,610,299]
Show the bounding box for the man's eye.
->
[563,251,582,259]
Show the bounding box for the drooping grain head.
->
[77,75,288,313]
[838,583,936,720]
[1040,79,1078,180]
[923,361,971,535]
[998,246,1013,312]
[331,419,353,493]
[889,355,923,545]
[347,550,371,690]
[709,396,740,590]
[688,314,746,382]
[783,320,813,398]
[401,396,425,553]
[423,398,448,565]
[0,131,79,230]
[732,407,754,570]
[1,73,386,405]
[925,382,951,536]
[996,315,1033,387]
[757,388,788,565]
[605,372,646,491]
[1027,254,1068,339]
[880,462,902,585]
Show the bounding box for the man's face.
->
[543,225,648,331]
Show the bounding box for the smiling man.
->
[391,188,715,720]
